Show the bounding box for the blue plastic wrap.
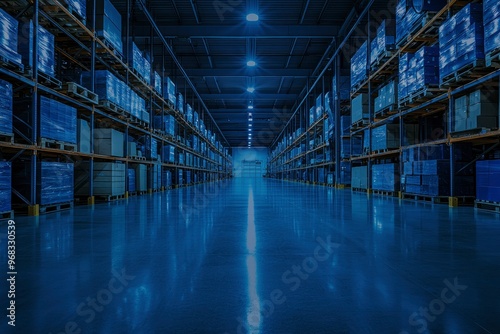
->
[439,4,484,80]
[396,0,426,44]
[0,161,11,212]
[194,111,199,129]
[398,53,414,101]
[95,0,123,54]
[18,21,55,76]
[154,115,176,136]
[39,162,74,205]
[372,163,399,191]
[351,41,368,90]
[0,9,22,66]
[371,20,395,65]
[65,0,86,20]
[371,124,400,151]
[128,168,136,192]
[412,0,446,13]
[40,96,77,144]
[164,77,176,105]
[375,80,397,113]
[177,93,184,114]
[476,160,500,202]
[333,75,350,101]
[140,136,157,160]
[154,72,162,94]
[162,170,172,188]
[0,79,13,135]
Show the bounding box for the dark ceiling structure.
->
[114,0,389,148]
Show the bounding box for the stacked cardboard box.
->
[77,162,125,197]
[372,163,399,192]
[351,94,369,124]
[352,166,368,189]
[375,80,397,113]
[454,89,499,132]
[94,128,124,157]
[370,20,395,66]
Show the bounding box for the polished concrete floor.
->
[1,177,500,333]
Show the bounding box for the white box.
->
[134,164,147,191]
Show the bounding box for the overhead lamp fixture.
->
[247,87,255,93]
[247,60,257,67]
[246,13,259,21]
[248,113,252,116]
[248,105,254,110]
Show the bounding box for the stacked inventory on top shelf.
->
[0,9,22,69]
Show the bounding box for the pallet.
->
[60,82,98,104]
[371,148,396,155]
[350,78,368,95]
[128,156,146,161]
[450,127,492,138]
[486,48,500,68]
[374,104,398,119]
[398,86,443,108]
[95,38,123,61]
[440,59,487,88]
[350,119,369,130]
[129,190,147,197]
[372,189,397,197]
[401,193,474,206]
[397,12,444,50]
[37,71,62,89]
[352,187,369,193]
[0,210,14,221]
[370,49,396,71]
[475,200,500,213]
[39,201,73,214]
[0,132,14,144]
[95,194,126,202]
[40,138,77,151]
[0,55,24,73]
[98,100,129,118]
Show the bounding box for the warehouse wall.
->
[232,148,268,178]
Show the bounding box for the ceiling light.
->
[246,13,259,21]
[247,60,257,67]
[248,113,252,116]
[249,124,252,127]
[247,87,255,93]
[248,105,254,110]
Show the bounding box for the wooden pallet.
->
[370,49,396,71]
[401,193,449,204]
[60,82,98,104]
[374,104,398,119]
[350,78,368,95]
[0,132,14,144]
[486,48,500,68]
[0,54,24,72]
[37,71,62,89]
[475,200,500,213]
[40,138,77,151]
[95,38,123,61]
[372,189,398,197]
[98,100,129,117]
[0,210,14,221]
[39,201,73,214]
[397,12,444,51]
[371,148,396,155]
[128,156,146,161]
[352,187,369,193]
[450,127,492,138]
[95,194,126,202]
[440,59,487,88]
[129,190,148,197]
[350,119,369,130]
[398,86,443,108]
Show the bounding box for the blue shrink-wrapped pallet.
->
[177,93,184,114]
[0,9,22,67]
[374,80,397,113]
[351,94,369,124]
[484,0,500,54]
[139,136,157,160]
[154,72,162,95]
[309,106,316,126]
[0,79,13,135]
[194,111,200,129]
[371,20,396,66]
[64,0,86,21]
[351,41,368,90]
[439,3,484,82]
[340,116,351,136]
[148,163,161,190]
[371,124,399,151]
[176,169,183,186]
[164,77,176,106]
[315,94,324,120]
[0,162,11,212]
[162,145,175,163]
[185,104,193,123]
[339,162,351,185]
[128,168,136,192]
[18,21,55,77]
[372,163,399,192]
[363,129,370,153]
[154,115,176,137]
[94,0,123,54]
[408,45,439,94]
[40,96,77,144]
[341,139,350,159]
[476,160,500,202]
[396,0,425,45]
[352,166,368,189]
[351,136,363,156]
[398,53,414,101]
[39,162,74,205]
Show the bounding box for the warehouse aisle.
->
[1,178,500,333]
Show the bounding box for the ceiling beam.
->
[200,93,298,101]
[133,25,340,39]
[186,68,312,77]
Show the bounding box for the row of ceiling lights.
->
[247,12,258,148]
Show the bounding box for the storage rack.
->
[0,0,233,217]
[268,0,500,210]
